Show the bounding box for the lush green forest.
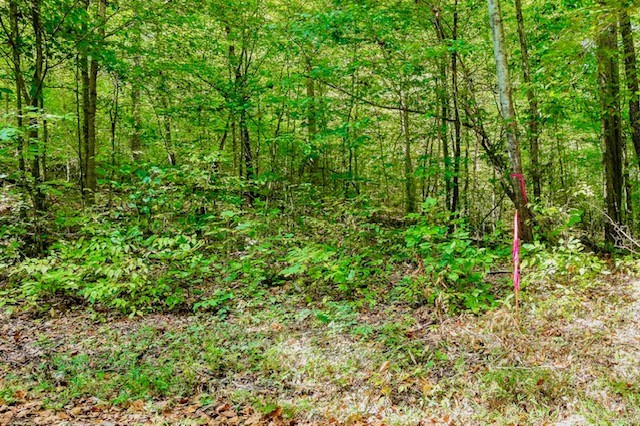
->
[1,0,640,424]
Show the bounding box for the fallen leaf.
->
[129,399,145,413]
[215,403,230,413]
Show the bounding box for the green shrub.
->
[9,218,218,313]
[521,237,609,285]
[402,199,497,312]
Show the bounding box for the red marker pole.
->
[513,209,520,321]
[510,173,527,324]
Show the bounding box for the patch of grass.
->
[608,379,640,406]
[479,367,572,414]
[0,378,25,404]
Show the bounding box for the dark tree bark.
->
[8,0,26,177]
[6,0,46,211]
[80,0,105,206]
[109,75,120,175]
[596,9,623,243]
[306,60,319,179]
[131,30,142,162]
[29,0,45,211]
[401,98,416,213]
[619,6,640,168]
[450,0,461,214]
[432,6,451,212]
[80,47,90,200]
[514,0,542,200]
[227,27,254,203]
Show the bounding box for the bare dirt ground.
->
[1,275,639,425]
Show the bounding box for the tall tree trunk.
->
[487,0,533,242]
[9,0,25,177]
[459,58,515,203]
[75,56,84,193]
[163,115,176,165]
[432,8,451,212]
[227,27,254,203]
[130,29,142,162]
[619,6,640,167]
[131,81,141,162]
[29,0,44,211]
[41,96,48,182]
[109,76,119,175]
[240,105,253,180]
[80,0,105,205]
[624,142,633,226]
[450,0,461,214]
[80,44,91,204]
[306,61,319,179]
[514,0,542,200]
[596,8,623,243]
[401,98,416,213]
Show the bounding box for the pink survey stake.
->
[513,210,520,291]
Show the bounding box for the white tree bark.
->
[487,0,533,241]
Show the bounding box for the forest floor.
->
[1,273,640,425]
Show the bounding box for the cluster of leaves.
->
[521,237,610,285]
[8,216,218,314]
[399,199,499,313]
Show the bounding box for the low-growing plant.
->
[9,217,219,313]
[521,237,610,285]
[402,199,498,312]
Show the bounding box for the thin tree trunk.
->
[81,0,104,205]
[450,0,461,214]
[41,98,48,182]
[80,46,90,205]
[459,58,515,203]
[22,0,45,213]
[624,142,633,227]
[9,0,25,177]
[515,0,542,200]
[401,98,416,213]
[109,76,120,176]
[164,117,176,165]
[306,61,319,179]
[430,3,452,212]
[487,0,534,242]
[130,26,142,162]
[227,27,254,203]
[619,6,640,167]
[131,79,142,162]
[75,55,84,194]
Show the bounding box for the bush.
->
[401,199,498,312]
[521,237,609,285]
[8,216,218,314]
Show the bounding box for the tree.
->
[619,3,640,167]
[596,3,623,243]
[487,0,533,242]
[514,0,541,200]
[2,0,47,212]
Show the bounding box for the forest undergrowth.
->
[1,173,639,425]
